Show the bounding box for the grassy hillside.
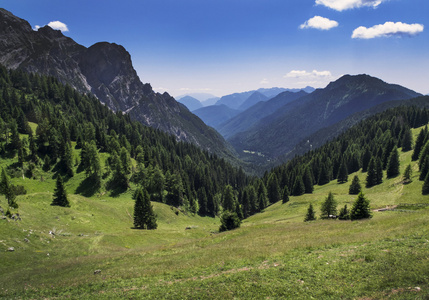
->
[1,127,428,299]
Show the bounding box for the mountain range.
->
[228,74,421,163]
[0,8,233,157]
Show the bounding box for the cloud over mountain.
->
[352,21,424,39]
[300,16,338,30]
[315,0,385,11]
[34,20,69,32]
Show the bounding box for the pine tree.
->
[349,175,361,195]
[338,205,350,220]
[303,167,314,194]
[403,164,412,183]
[133,188,157,229]
[267,174,281,204]
[422,173,429,195]
[292,175,305,196]
[386,146,400,178]
[304,203,316,222]
[282,186,290,204]
[361,148,372,172]
[375,157,384,185]
[350,192,372,220]
[412,128,426,161]
[401,127,413,152]
[222,185,236,212]
[51,176,70,207]
[320,192,337,219]
[318,164,330,185]
[337,159,348,184]
[366,157,377,188]
[0,168,17,209]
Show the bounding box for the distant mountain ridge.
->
[0,8,233,156]
[228,74,421,161]
[177,96,203,111]
[193,105,240,129]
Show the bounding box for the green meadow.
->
[1,128,429,299]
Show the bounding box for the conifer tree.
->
[219,210,241,232]
[401,127,413,152]
[222,185,236,212]
[366,157,377,188]
[303,167,314,194]
[361,148,372,172]
[292,175,305,196]
[386,146,400,178]
[52,176,70,207]
[320,192,337,219]
[350,192,372,220]
[375,157,384,185]
[412,128,426,161]
[318,164,330,185]
[349,175,362,195]
[282,186,290,204]
[304,203,316,222]
[338,204,350,220]
[403,164,412,183]
[0,168,17,209]
[267,174,281,204]
[133,188,157,229]
[337,159,348,184]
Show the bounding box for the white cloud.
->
[300,16,338,30]
[260,78,269,84]
[34,21,69,32]
[352,21,424,39]
[285,70,332,79]
[315,0,385,11]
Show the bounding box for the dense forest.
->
[0,65,251,219]
[2,64,429,225]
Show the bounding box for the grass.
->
[1,126,429,299]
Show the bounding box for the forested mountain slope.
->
[229,74,421,161]
[0,8,233,156]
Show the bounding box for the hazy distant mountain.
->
[178,96,203,111]
[193,105,240,129]
[215,91,255,110]
[238,91,268,111]
[0,8,233,156]
[219,91,308,139]
[201,97,220,106]
[228,74,421,160]
[257,86,315,97]
[176,93,218,102]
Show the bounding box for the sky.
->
[2,0,428,97]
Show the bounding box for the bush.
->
[219,211,241,232]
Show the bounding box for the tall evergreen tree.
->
[349,175,362,195]
[366,157,377,188]
[282,186,290,204]
[318,164,330,185]
[304,203,316,222]
[375,157,384,185]
[0,168,17,209]
[51,176,70,207]
[401,127,413,152]
[337,159,348,184]
[386,146,400,178]
[133,188,157,229]
[303,167,314,194]
[320,192,337,219]
[350,192,372,220]
[267,173,281,204]
[292,175,305,196]
[222,185,236,212]
[411,127,426,161]
[422,173,429,195]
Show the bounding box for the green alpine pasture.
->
[1,128,429,299]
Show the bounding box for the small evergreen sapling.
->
[338,205,350,220]
[219,211,241,232]
[403,164,412,183]
[304,203,316,222]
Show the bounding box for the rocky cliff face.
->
[0,8,231,155]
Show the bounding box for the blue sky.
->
[2,0,428,97]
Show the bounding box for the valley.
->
[1,5,428,300]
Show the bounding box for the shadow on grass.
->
[75,176,100,197]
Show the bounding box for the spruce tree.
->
[375,157,384,185]
[303,167,314,194]
[422,173,429,195]
[403,164,412,183]
[349,175,361,195]
[222,185,236,212]
[267,174,281,204]
[0,168,17,209]
[292,175,305,196]
[366,157,377,188]
[52,176,70,207]
[412,128,426,161]
[318,164,330,185]
[338,204,350,220]
[337,159,348,184]
[133,188,157,229]
[350,192,372,220]
[304,203,316,222]
[282,186,290,204]
[401,127,413,152]
[386,146,400,178]
[320,192,337,219]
